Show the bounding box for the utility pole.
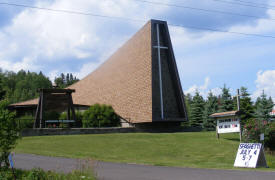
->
[237,89,240,111]
[236,89,242,142]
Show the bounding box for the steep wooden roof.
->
[69,20,153,123]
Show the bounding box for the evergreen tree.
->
[184,93,193,120]
[0,71,5,101]
[218,84,234,112]
[54,77,65,88]
[66,73,70,85]
[69,73,74,82]
[190,91,205,128]
[239,87,254,126]
[61,73,65,82]
[203,91,218,130]
[268,96,274,111]
[54,73,79,88]
[255,91,273,122]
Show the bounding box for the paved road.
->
[14,153,275,180]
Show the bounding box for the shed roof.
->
[210,111,240,118]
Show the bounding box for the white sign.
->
[217,118,240,134]
[260,133,264,141]
[234,143,267,168]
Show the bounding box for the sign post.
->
[9,153,16,180]
[234,143,267,168]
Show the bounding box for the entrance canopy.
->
[33,88,76,128]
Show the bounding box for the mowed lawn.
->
[15,132,275,170]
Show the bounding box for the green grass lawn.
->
[14,131,275,170]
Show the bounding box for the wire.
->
[0,2,145,23]
[232,0,275,8]
[212,0,275,10]
[1,2,275,39]
[2,0,272,22]
[132,0,275,20]
[169,23,275,38]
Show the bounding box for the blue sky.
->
[0,0,275,102]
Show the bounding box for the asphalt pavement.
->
[13,153,275,180]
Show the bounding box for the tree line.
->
[0,69,79,104]
[185,85,274,130]
[0,68,273,129]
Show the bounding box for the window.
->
[224,125,231,128]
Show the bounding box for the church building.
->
[10,19,188,128]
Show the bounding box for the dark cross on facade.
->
[153,23,168,120]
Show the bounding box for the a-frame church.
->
[10,19,188,128]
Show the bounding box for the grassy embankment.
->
[15,131,275,170]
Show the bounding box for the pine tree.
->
[268,96,274,111]
[203,91,218,130]
[54,77,65,88]
[190,91,205,128]
[239,87,254,126]
[218,84,233,112]
[69,73,73,82]
[66,73,70,85]
[0,70,5,101]
[255,91,273,122]
[184,93,193,120]
[0,79,5,101]
[55,73,79,88]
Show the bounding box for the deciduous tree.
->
[0,101,20,169]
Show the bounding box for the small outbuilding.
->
[210,111,241,139]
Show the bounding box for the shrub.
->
[0,100,20,170]
[0,168,96,180]
[265,122,275,151]
[82,104,120,128]
[243,119,275,150]
[59,111,83,128]
[16,114,34,129]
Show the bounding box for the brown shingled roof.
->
[10,19,188,124]
[10,98,38,107]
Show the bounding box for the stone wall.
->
[21,126,202,137]
[21,127,137,137]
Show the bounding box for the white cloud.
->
[0,0,274,98]
[170,6,275,54]
[48,70,59,82]
[75,61,102,79]
[184,77,222,98]
[0,0,169,73]
[253,70,275,102]
[0,56,39,72]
